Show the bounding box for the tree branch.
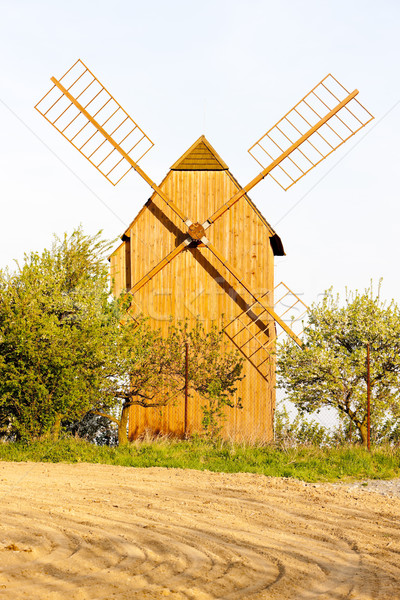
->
[90,411,119,425]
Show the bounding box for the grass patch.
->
[0,437,399,482]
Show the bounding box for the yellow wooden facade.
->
[110,136,285,442]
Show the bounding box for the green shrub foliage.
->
[0,228,121,440]
[0,228,243,443]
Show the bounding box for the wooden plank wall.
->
[110,242,125,298]
[111,169,276,442]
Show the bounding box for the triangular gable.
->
[116,136,285,257]
[170,135,228,171]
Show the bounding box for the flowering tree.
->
[0,228,119,440]
[96,318,244,443]
[277,284,400,446]
[0,228,243,444]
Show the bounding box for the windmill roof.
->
[119,136,285,256]
[170,135,228,170]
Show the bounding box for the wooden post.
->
[184,341,189,437]
[367,342,371,451]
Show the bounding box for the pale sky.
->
[0,0,399,309]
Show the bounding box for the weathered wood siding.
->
[111,163,277,441]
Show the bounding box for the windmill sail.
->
[35,59,154,185]
[248,74,373,191]
[223,282,308,378]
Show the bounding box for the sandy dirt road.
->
[0,462,399,600]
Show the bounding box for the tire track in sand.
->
[0,462,399,599]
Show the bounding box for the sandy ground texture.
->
[0,462,399,600]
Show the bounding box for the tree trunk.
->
[359,422,368,447]
[118,403,130,445]
[52,414,62,440]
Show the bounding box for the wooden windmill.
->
[35,60,373,441]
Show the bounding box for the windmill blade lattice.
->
[271,282,308,339]
[35,59,154,185]
[248,74,373,191]
[223,282,308,379]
